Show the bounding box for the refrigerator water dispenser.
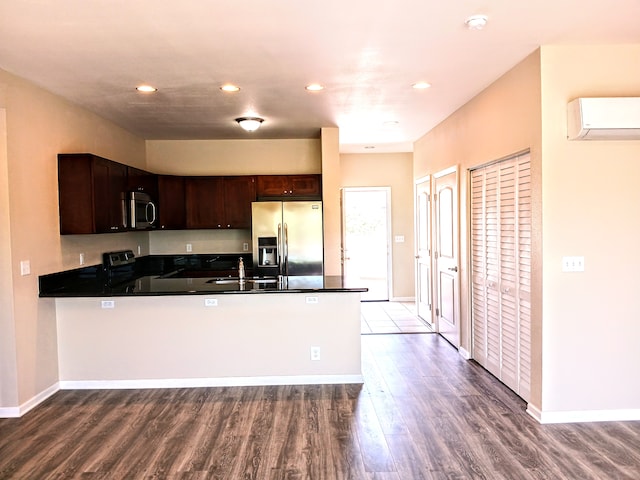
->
[258,237,278,266]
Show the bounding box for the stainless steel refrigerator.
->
[251,201,323,276]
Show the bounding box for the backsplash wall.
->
[149,229,251,255]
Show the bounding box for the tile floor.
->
[360,301,433,334]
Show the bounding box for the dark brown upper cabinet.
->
[58,153,128,234]
[127,166,158,199]
[185,176,256,229]
[185,177,225,229]
[223,176,256,229]
[256,174,322,200]
[58,152,319,235]
[157,175,186,230]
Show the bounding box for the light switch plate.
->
[394,235,405,243]
[562,256,585,272]
[20,260,30,276]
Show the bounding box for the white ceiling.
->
[1,1,639,153]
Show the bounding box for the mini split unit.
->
[567,97,640,140]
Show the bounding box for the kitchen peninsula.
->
[40,253,366,390]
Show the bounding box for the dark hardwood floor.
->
[1,334,639,479]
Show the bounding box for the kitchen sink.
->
[213,278,240,284]
[206,277,278,285]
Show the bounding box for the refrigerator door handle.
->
[284,222,289,275]
[277,223,283,275]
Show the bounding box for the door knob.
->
[447,266,458,272]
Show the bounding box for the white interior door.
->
[342,188,391,301]
[415,177,434,327]
[434,167,460,347]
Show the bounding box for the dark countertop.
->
[39,254,367,297]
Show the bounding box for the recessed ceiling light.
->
[465,14,488,30]
[221,84,240,92]
[305,83,324,92]
[383,120,400,127]
[364,146,375,149]
[136,85,157,93]
[412,82,431,90]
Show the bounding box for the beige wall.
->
[340,152,415,299]
[415,44,640,420]
[56,292,362,383]
[413,50,543,407]
[146,138,321,175]
[0,68,147,411]
[321,128,342,276]
[0,108,18,407]
[539,45,640,418]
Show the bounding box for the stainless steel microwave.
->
[129,191,157,229]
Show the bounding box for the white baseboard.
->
[0,406,20,418]
[0,382,60,418]
[59,374,364,390]
[1,375,363,418]
[527,403,640,424]
[458,347,471,360]
[389,296,415,302]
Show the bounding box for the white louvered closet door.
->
[470,152,531,402]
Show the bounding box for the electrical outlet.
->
[204,298,218,307]
[305,296,319,304]
[79,253,85,265]
[186,243,193,253]
[243,242,249,251]
[310,346,321,361]
[101,300,115,309]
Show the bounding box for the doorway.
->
[415,176,434,328]
[433,167,460,347]
[341,188,391,301]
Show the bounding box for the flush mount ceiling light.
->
[305,83,324,92]
[220,84,240,92]
[412,82,431,90]
[465,14,488,30]
[235,117,264,132]
[136,85,157,93]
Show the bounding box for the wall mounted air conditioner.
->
[567,97,640,140]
